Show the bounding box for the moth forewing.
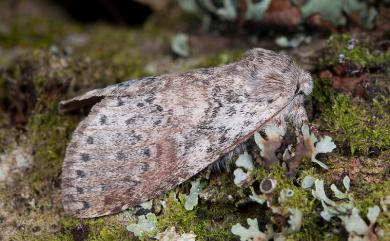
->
[60,48,312,218]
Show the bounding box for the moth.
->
[60,48,313,218]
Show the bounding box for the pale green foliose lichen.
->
[127,213,158,238]
[171,33,190,58]
[155,226,196,241]
[184,179,203,211]
[302,124,336,169]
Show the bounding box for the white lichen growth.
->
[278,189,294,204]
[249,186,266,204]
[231,209,303,241]
[287,208,303,233]
[310,177,381,240]
[255,125,285,156]
[301,175,315,189]
[302,124,336,169]
[140,200,153,210]
[311,177,353,221]
[216,0,237,20]
[127,213,157,238]
[171,33,190,57]
[184,179,203,211]
[231,218,273,241]
[155,226,196,241]
[235,151,254,170]
[255,125,285,165]
[233,151,254,187]
[233,168,249,187]
[340,206,381,239]
[245,0,272,20]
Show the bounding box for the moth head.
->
[241,48,313,99]
[296,71,313,96]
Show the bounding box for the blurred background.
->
[0,0,389,240]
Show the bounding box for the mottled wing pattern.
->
[61,48,298,218]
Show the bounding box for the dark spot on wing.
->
[154,105,163,112]
[227,106,236,116]
[244,120,251,126]
[113,131,142,145]
[82,201,90,210]
[125,117,136,125]
[145,96,155,104]
[225,91,241,103]
[142,148,151,157]
[139,162,150,173]
[211,100,223,118]
[116,151,126,160]
[86,136,94,144]
[219,136,227,144]
[76,187,84,194]
[80,153,90,162]
[267,99,274,104]
[206,146,213,153]
[137,102,144,107]
[131,131,142,141]
[76,170,86,178]
[184,139,196,153]
[153,120,162,126]
[100,115,107,125]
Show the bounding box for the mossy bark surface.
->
[0,1,389,240]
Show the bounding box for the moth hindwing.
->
[60,48,313,218]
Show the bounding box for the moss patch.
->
[156,188,249,241]
[323,94,390,155]
[196,49,245,68]
[321,34,390,70]
[0,17,79,48]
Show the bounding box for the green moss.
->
[157,191,247,241]
[50,218,131,241]
[321,34,390,70]
[309,78,334,111]
[352,179,390,237]
[323,94,390,155]
[196,49,245,68]
[26,99,79,194]
[0,17,79,48]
